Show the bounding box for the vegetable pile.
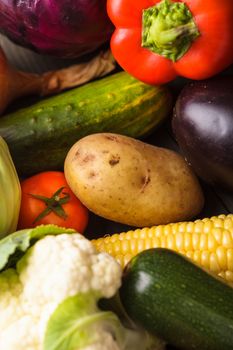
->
[0,0,232,349]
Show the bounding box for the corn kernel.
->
[193,250,201,264]
[186,251,193,260]
[192,233,200,250]
[184,232,192,250]
[201,251,211,269]
[225,270,233,282]
[203,221,213,233]
[210,253,220,273]
[227,249,233,271]
[216,246,227,270]
[152,236,161,248]
[121,239,130,254]
[167,234,175,249]
[222,230,233,248]
[199,234,208,250]
[186,222,195,233]
[208,234,217,251]
[175,232,184,250]
[194,221,204,233]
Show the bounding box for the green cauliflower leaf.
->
[0,225,74,271]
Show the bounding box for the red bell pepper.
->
[108,0,233,85]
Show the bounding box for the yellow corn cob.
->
[92,214,233,283]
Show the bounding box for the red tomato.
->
[18,171,89,233]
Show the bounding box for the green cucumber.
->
[120,248,233,350]
[0,72,172,175]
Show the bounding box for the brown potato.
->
[64,133,204,227]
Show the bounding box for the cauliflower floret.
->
[82,331,121,350]
[0,233,122,350]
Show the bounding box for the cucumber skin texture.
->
[120,248,233,350]
[0,72,171,175]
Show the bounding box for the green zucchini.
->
[0,72,172,175]
[120,248,233,350]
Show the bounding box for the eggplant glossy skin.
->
[172,75,233,191]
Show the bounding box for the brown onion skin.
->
[172,75,233,192]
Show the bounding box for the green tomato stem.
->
[30,187,70,223]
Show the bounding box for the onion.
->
[0,47,116,115]
[0,0,113,58]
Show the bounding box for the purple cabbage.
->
[0,0,114,58]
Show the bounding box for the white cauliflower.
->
[0,227,164,350]
[0,233,121,349]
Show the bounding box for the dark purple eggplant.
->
[172,75,233,191]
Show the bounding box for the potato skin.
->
[64,133,204,227]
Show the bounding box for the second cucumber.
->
[120,248,233,350]
[0,72,172,175]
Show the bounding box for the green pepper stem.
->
[142,0,200,62]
